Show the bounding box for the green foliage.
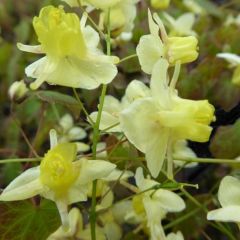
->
[0,200,60,240]
[210,119,240,159]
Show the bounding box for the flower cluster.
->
[3,1,237,239]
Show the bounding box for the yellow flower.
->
[151,0,170,10]
[136,10,198,74]
[120,59,215,177]
[0,130,116,228]
[18,6,118,90]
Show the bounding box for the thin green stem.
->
[0,158,41,164]
[72,88,94,125]
[90,8,111,240]
[118,54,137,63]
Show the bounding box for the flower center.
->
[40,143,78,197]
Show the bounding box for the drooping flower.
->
[0,130,116,228]
[217,53,240,86]
[150,0,170,10]
[17,6,118,90]
[136,10,198,74]
[126,168,185,240]
[163,12,196,37]
[207,176,240,223]
[47,208,106,240]
[120,59,215,178]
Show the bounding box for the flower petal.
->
[217,53,240,66]
[150,59,171,109]
[120,98,161,152]
[218,176,240,207]
[136,34,164,74]
[17,43,43,54]
[27,55,118,90]
[207,206,240,222]
[153,189,186,212]
[77,159,116,185]
[124,80,151,104]
[0,167,43,201]
[145,128,169,178]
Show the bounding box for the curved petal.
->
[68,127,87,141]
[2,166,40,192]
[0,178,43,201]
[27,55,118,90]
[136,34,164,74]
[207,206,240,222]
[176,13,195,33]
[77,159,116,185]
[218,176,240,207]
[150,59,171,109]
[217,53,240,66]
[82,25,100,49]
[17,43,43,54]
[120,98,162,152]
[145,128,169,178]
[102,169,133,181]
[153,189,186,212]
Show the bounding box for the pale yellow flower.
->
[136,10,198,74]
[207,176,240,223]
[18,6,118,90]
[126,168,185,240]
[0,130,116,228]
[120,59,215,177]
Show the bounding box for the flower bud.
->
[151,0,170,9]
[166,36,199,65]
[8,80,28,101]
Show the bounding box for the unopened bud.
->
[166,36,199,65]
[8,80,28,101]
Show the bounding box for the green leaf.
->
[32,90,81,118]
[210,119,240,159]
[0,200,60,240]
